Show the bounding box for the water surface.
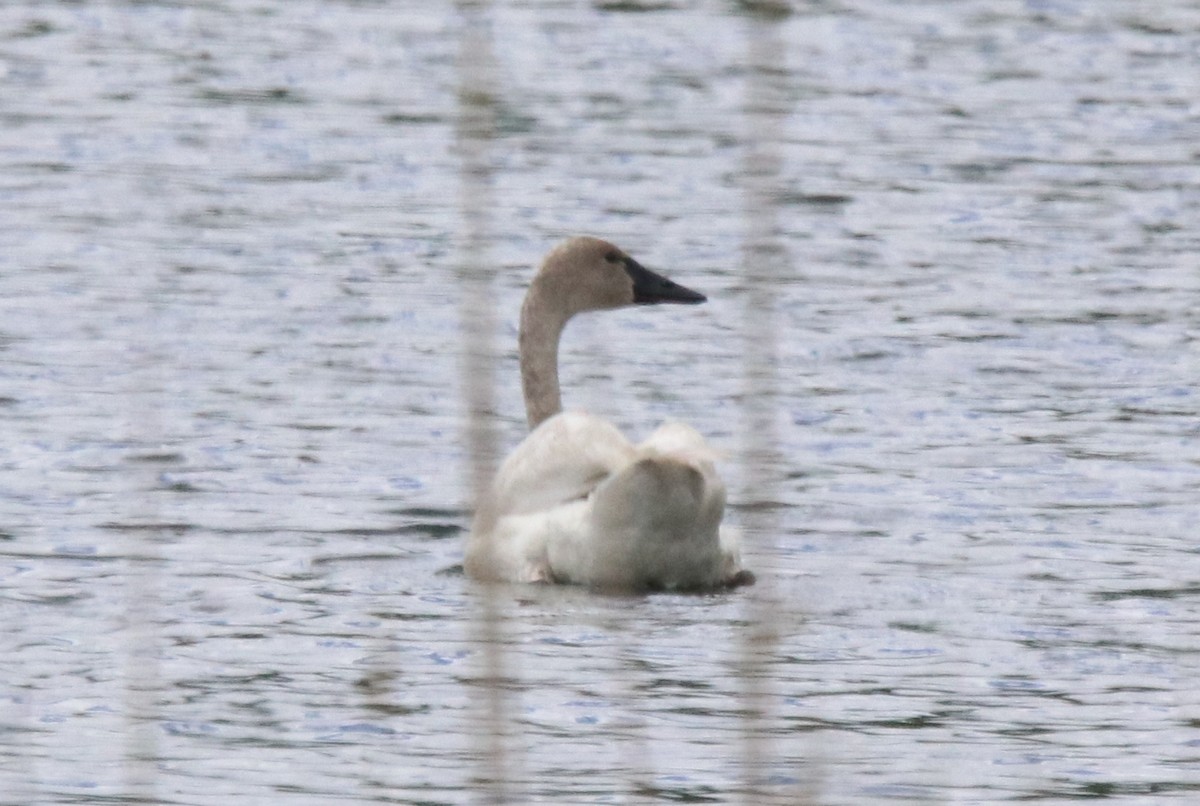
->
[2,1,1199,804]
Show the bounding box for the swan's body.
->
[465,236,751,591]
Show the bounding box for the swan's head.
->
[535,236,706,317]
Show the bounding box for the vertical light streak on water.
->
[120,279,164,803]
[454,2,513,802]
[120,533,162,804]
[737,7,789,803]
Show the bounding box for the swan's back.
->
[467,413,745,591]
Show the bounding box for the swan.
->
[464,236,753,592]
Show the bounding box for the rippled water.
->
[3,1,1199,804]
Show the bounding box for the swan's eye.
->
[604,251,622,264]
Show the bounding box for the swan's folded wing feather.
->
[637,419,723,465]
[488,411,636,517]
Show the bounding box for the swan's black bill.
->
[624,258,707,305]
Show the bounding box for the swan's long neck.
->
[519,284,570,430]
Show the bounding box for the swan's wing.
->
[466,411,635,583]
[551,419,745,591]
[486,411,636,516]
[581,450,732,591]
[637,419,724,466]
[637,420,750,589]
[635,420,727,529]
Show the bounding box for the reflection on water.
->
[2,1,1199,804]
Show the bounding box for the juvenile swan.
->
[465,236,752,591]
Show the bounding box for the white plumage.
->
[464,237,751,592]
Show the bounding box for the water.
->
[2,1,1199,803]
